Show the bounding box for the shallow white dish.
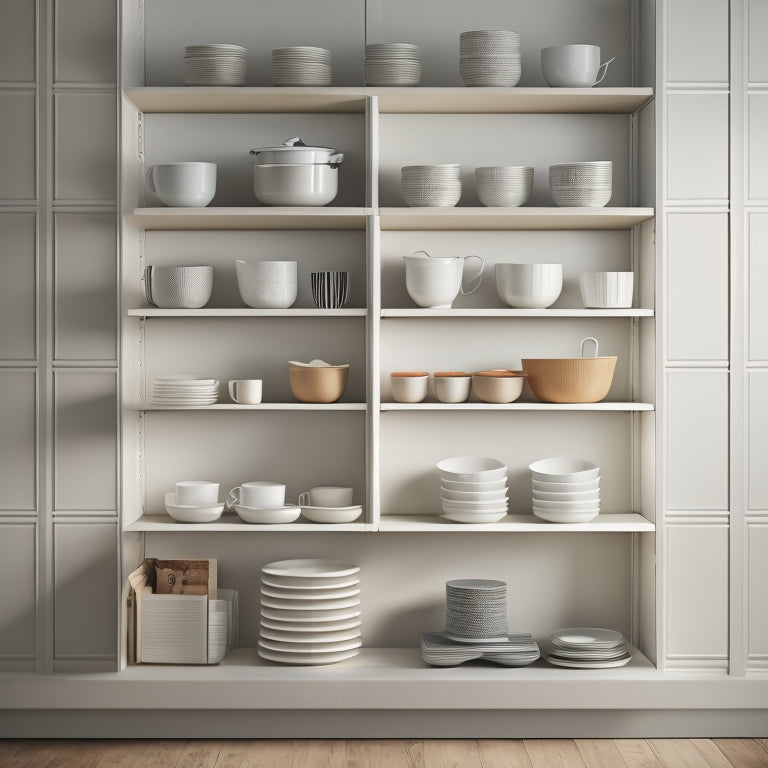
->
[262,559,360,579]
[260,625,361,644]
[258,645,360,665]
[552,627,624,647]
[529,456,600,483]
[259,637,362,654]
[440,487,508,502]
[234,504,301,524]
[261,575,360,590]
[437,456,508,481]
[533,488,600,502]
[260,617,362,633]
[260,606,361,623]
[532,508,600,523]
[440,511,508,523]
[441,477,507,492]
[531,498,602,510]
[260,584,361,600]
[260,595,361,611]
[164,492,224,523]
[300,505,363,524]
[441,499,509,512]
[532,478,600,492]
[544,654,631,669]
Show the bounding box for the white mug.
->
[541,45,615,88]
[403,250,484,309]
[176,480,220,506]
[228,481,286,509]
[228,379,263,404]
[298,486,353,507]
[146,162,217,207]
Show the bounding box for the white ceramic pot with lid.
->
[249,136,345,206]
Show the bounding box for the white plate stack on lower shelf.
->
[149,376,219,407]
[530,456,601,523]
[544,627,632,668]
[258,559,362,665]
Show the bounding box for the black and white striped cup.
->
[311,271,349,309]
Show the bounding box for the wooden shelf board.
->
[378,207,655,231]
[124,86,653,115]
[380,402,654,412]
[381,308,654,318]
[378,513,655,532]
[127,308,367,318]
[134,403,367,412]
[125,514,371,532]
[125,207,369,231]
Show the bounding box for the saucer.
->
[235,504,301,524]
[164,491,224,523]
[300,505,363,524]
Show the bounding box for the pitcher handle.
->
[581,336,599,358]
[594,56,615,85]
[459,254,484,295]
[226,486,241,510]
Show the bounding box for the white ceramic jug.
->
[403,250,484,309]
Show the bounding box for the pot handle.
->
[327,152,345,168]
[594,56,615,85]
[581,336,599,358]
[145,165,156,194]
[459,254,484,295]
[143,265,155,306]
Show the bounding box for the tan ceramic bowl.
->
[471,370,527,404]
[289,362,349,403]
[521,356,616,403]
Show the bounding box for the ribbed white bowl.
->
[578,271,634,308]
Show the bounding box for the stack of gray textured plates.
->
[444,579,508,639]
[421,631,540,666]
[549,161,613,207]
[183,44,247,86]
[401,164,462,207]
[545,626,632,668]
[459,30,521,87]
[364,43,421,86]
[271,46,332,86]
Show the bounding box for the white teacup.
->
[176,480,220,506]
[541,45,615,88]
[228,379,263,404]
[403,250,484,309]
[228,481,286,509]
[146,162,217,207]
[299,486,354,507]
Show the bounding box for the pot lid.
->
[249,137,344,166]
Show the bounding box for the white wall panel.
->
[0,0,36,82]
[748,0,768,83]
[666,0,728,83]
[53,371,117,512]
[665,212,728,361]
[747,523,768,665]
[666,93,729,201]
[748,94,768,202]
[54,0,116,83]
[0,213,36,360]
[0,523,35,658]
[54,213,117,362]
[748,213,768,361]
[0,93,36,200]
[748,371,768,510]
[666,371,728,511]
[666,524,728,663]
[54,521,117,658]
[0,370,36,512]
[54,92,116,203]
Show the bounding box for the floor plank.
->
[524,739,588,768]
[713,739,768,768]
[174,740,222,768]
[689,739,736,768]
[140,740,187,768]
[66,741,112,768]
[477,739,533,768]
[575,739,629,768]
[290,739,346,768]
[436,740,484,768]
[420,739,447,768]
[348,739,423,768]
[94,740,153,768]
[213,739,295,768]
[0,741,50,768]
[613,740,664,768]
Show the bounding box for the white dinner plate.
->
[258,637,362,654]
[532,509,600,524]
[260,606,361,622]
[262,559,360,579]
[259,625,361,644]
[261,575,360,590]
[260,595,360,611]
[551,627,625,648]
[300,505,363,524]
[258,645,360,666]
[440,511,508,523]
[544,654,632,669]
[260,584,361,600]
[260,617,362,633]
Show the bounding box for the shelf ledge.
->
[125,515,371,532]
[127,308,367,318]
[379,513,655,532]
[380,402,654,412]
[134,403,367,412]
[381,308,654,318]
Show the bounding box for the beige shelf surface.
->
[380,402,654,412]
[134,403,366,412]
[125,514,371,532]
[378,513,655,532]
[382,308,654,318]
[128,308,367,318]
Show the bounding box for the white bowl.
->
[531,497,601,510]
[533,508,600,523]
[441,477,508,492]
[532,488,601,502]
[532,477,600,492]
[528,456,600,482]
[437,456,508,481]
[578,272,634,308]
[475,166,533,207]
[440,487,509,502]
[495,263,563,309]
[164,492,224,523]
[235,260,297,309]
[442,498,509,511]
[390,372,429,403]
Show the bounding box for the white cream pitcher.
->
[403,250,484,309]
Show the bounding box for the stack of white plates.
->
[183,44,247,86]
[444,579,508,639]
[258,559,362,665]
[438,456,508,523]
[149,376,219,407]
[401,164,462,207]
[459,30,522,87]
[545,626,632,668]
[549,161,612,207]
[529,456,600,523]
[207,599,230,664]
[475,165,534,207]
[364,43,421,86]
[271,47,332,86]
[421,631,540,667]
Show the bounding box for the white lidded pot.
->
[249,136,344,206]
[403,250,484,309]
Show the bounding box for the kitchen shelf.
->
[378,513,655,532]
[125,207,370,231]
[128,308,367,318]
[134,403,367,411]
[381,308,654,318]
[123,86,653,116]
[378,207,655,231]
[125,515,371,532]
[380,402,655,412]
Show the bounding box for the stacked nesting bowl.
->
[364,43,421,86]
[401,164,461,207]
[183,44,247,86]
[459,30,522,87]
[529,457,601,523]
[438,456,509,524]
[549,161,612,207]
[475,166,533,207]
[271,46,332,86]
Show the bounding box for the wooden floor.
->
[0,739,767,768]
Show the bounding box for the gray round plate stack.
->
[459,30,521,87]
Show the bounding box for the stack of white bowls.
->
[475,166,534,207]
[364,43,421,86]
[183,44,247,86]
[459,30,522,87]
[529,457,601,523]
[438,456,509,523]
[549,161,612,207]
[401,164,462,207]
[259,559,362,665]
[271,46,332,86]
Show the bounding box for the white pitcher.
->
[403,250,484,309]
